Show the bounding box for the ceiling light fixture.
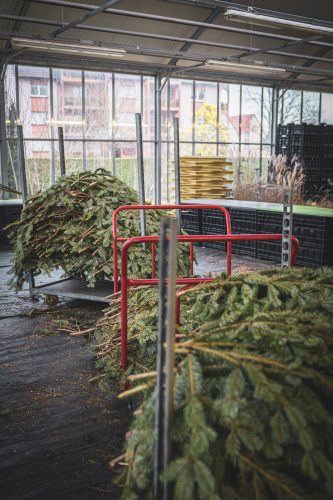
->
[224,9,333,35]
[206,59,286,73]
[11,37,126,58]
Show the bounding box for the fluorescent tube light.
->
[11,37,126,58]
[224,9,333,35]
[206,59,286,73]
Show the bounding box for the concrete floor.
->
[0,247,272,499]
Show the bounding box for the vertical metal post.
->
[18,123,36,296]
[216,82,220,156]
[49,68,56,184]
[82,70,87,171]
[192,80,195,156]
[238,84,242,181]
[281,188,293,267]
[259,87,264,179]
[111,73,116,176]
[271,85,279,156]
[155,75,162,204]
[17,125,27,202]
[173,117,181,224]
[166,79,171,203]
[58,126,66,176]
[164,219,177,495]
[135,112,146,240]
[0,75,9,195]
[154,217,177,500]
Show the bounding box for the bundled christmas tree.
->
[7,169,190,289]
[117,267,333,500]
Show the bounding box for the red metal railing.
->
[120,233,299,369]
[112,204,232,293]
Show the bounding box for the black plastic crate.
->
[304,170,321,183]
[257,241,281,261]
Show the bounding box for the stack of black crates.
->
[275,123,333,195]
[0,203,22,247]
[181,206,333,268]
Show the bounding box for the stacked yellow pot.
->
[178,156,233,200]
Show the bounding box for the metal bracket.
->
[281,188,294,267]
[154,217,177,500]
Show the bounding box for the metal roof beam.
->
[3,30,333,79]
[288,46,333,82]
[231,35,323,61]
[2,13,333,66]
[6,50,333,91]
[28,0,333,50]
[167,7,222,67]
[49,0,121,37]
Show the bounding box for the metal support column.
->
[17,124,36,295]
[154,217,177,500]
[281,188,294,267]
[49,68,56,184]
[173,117,181,224]
[17,125,27,202]
[0,74,9,195]
[154,74,162,204]
[82,70,87,171]
[58,126,66,176]
[135,112,146,239]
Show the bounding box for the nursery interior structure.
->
[0,1,333,499]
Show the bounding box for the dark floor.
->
[0,247,272,499]
[0,253,130,500]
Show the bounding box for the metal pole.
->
[17,124,36,296]
[281,188,293,267]
[17,125,28,202]
[58,126,66,176]
[135,112,146,244]
[164,218,177,498]
[49,67,56,184]
[154,217,169,499]
[154,75,162,204]
[0,76,9,197]
[173,117,181,224]
[154,217,177,500]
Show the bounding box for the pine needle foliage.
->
[6,169,190,289]
[119,267,333,500]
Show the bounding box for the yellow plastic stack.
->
[179,156,233,200]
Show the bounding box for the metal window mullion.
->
[300,90,304,123]
[167,79,170,202]
[192,80,195,155]
[15,65,21,190]
[154,74,162,204]
[111,72,116,175]
[0,76,8,192]
[15,65,20,120]
[216,82,219,156]
[259,87,264,178]
[82,70,86,170]
[49,67,56,184]
[238,84,242,181]
[319,92,322,123]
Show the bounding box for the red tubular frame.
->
[120,233,299,369]
[112,204,232,293]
